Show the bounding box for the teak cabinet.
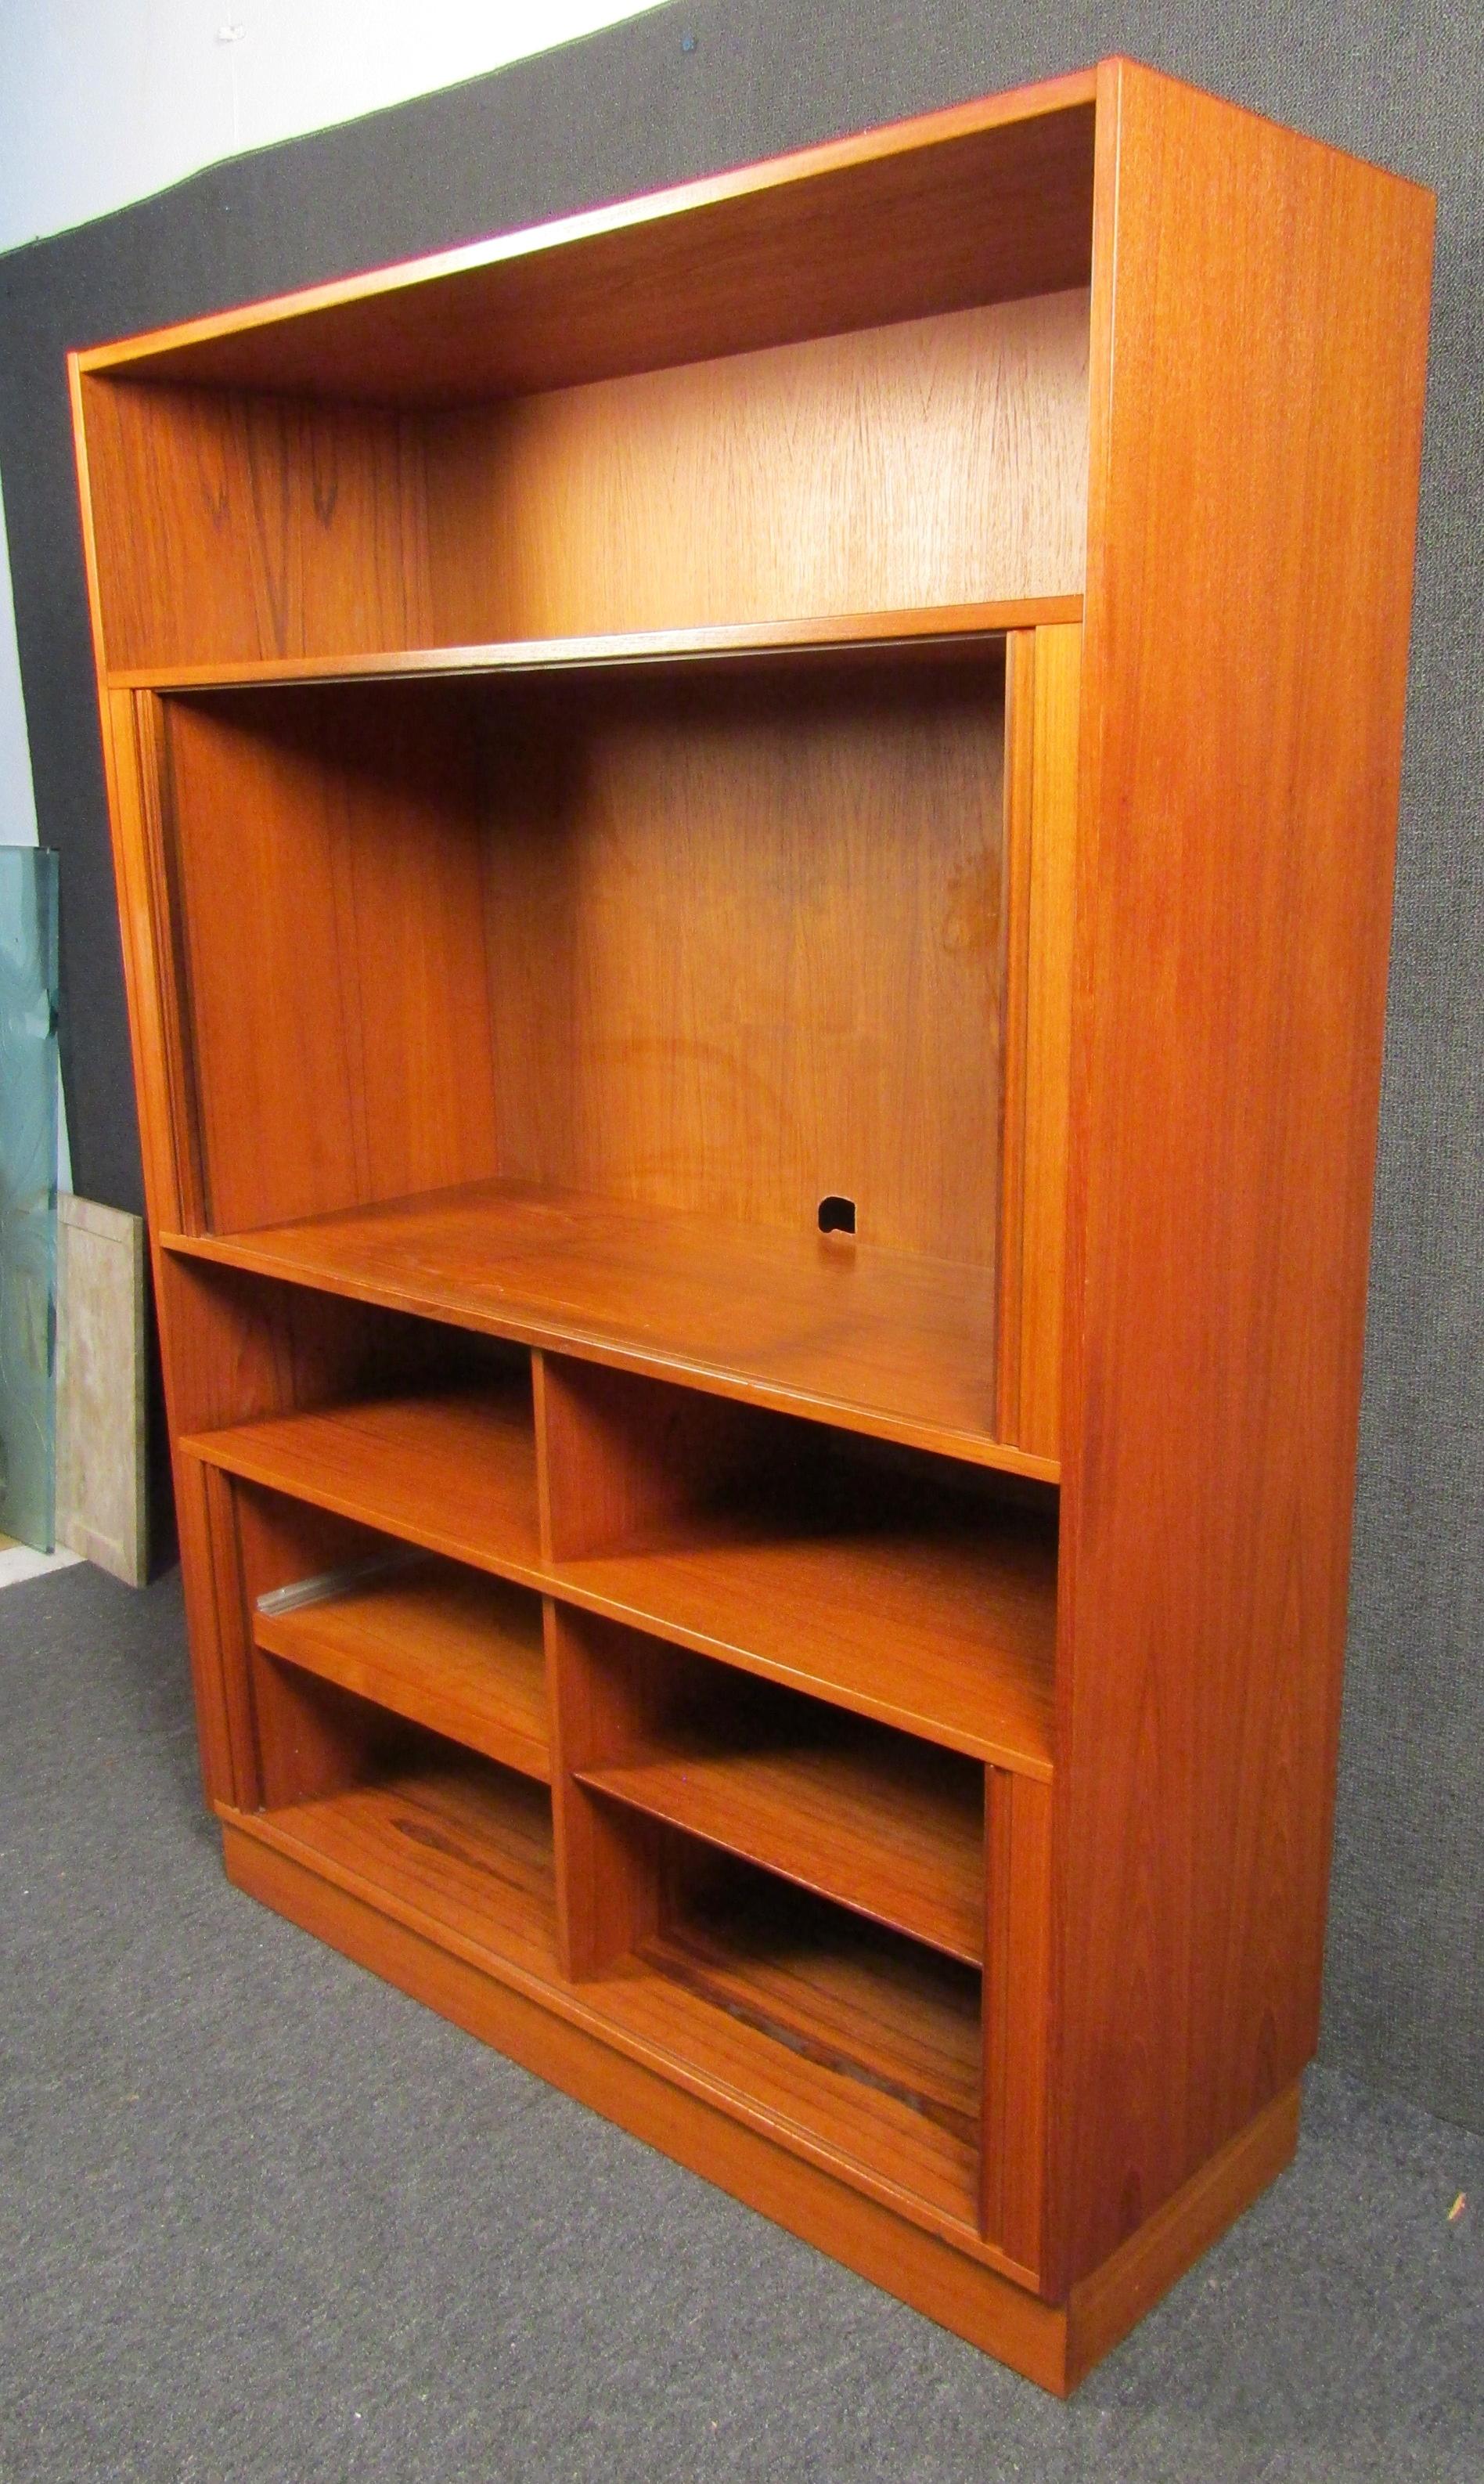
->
[70,59,1432,2392]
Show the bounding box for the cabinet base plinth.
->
[222,1818,1300,2393]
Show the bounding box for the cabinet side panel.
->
[160,687,501,1232]
[79,377,434,672]
[1053,62,1434,2286]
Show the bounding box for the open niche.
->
[157,637,1021,1454]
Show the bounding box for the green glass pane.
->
[0,846,59,1551]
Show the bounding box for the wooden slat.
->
[996,625,1080,1456]
[182,1384,544,1585]
[982,1770,1054,2271]
[161,1182,1053,1478]
[581,1727,984,1963]
[255,1559,549,1781]
[108,597,1083,693]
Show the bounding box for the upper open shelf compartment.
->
[150,641,1024,1464]
[75,84,1095,678]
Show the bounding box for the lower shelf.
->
[222,1801,1306,2395]
[258,1743,560,1983]
[254,1556,550,1781]
[240,1737,982,2232]
[579,1711,985,1963]
[641,1848,982,2171]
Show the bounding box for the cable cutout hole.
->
[818,1195,856,1236]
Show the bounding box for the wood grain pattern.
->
[77,80,1096,404]
[258,1746,560,1980]
[427,295,1087,644]
[81,379,432,672]
[1049,57,1434,2291]
[982,1769,1053,2275]
[159,688,499,1234]
[182,1376,543,1584]
[996,625,1080,1456]
[582,1722,984,1964]
[1064,2079,1300,2381]
[254,1559,549,1782]
[480,657,1007,1265]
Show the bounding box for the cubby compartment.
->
[538,1359,1057,1775]
[247,1691,559,1983]
[639,1837,982,2223]
[556,1617,983,1962]
[80,266,1089,675]
[152,636,1024,1457]
[230,1480,549,1780]
[167,1258,542,1584]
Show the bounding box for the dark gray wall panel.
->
[1,0,1478,2131]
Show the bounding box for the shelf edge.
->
[160,1226,1061,1484]
[107,598,1083,694]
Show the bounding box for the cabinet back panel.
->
[82,378,434,672]
[427,294,1088,644]
[481,656,1007,1265]
[161,688,499,1231]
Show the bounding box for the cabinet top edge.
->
[70,67,1100,401]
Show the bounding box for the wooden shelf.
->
[108,597,1079,694]
[239,1749,981,2230]
[255,1746,560,1985]
[185,1364,1054,1776]
[556,1498,1055,1779]
[580,1721,984,1963]
[163,1181,1049,1478]
[637,1857,982,2218]
[182,1381,543,1588]
[255,1557,549,1781]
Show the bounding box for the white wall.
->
[0,2,669,251]
[0,0,667,1184]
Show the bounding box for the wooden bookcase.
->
[69,59,1432,2392]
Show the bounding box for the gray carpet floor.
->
[1,1563,1479,2484]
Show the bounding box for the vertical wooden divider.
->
[996,623,1080,1460]
[535,1351,734,1979]
[543,1601,665,1980]
[982,1768,1054,2282]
